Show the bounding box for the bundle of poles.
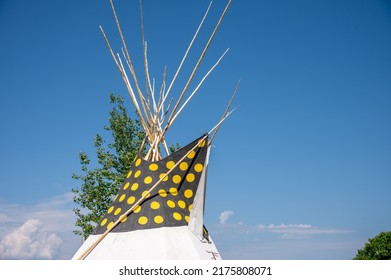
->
[100,0,238,162]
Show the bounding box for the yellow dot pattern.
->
[159,173,169,182]
[149,163,158,171]
[178,200,186,209]
[144,176,153,184]
[127,196,135,205]
[180,162,188,171]
[138,216,148,225]
[186,173,195,183]
[166,161,175,169]
[169,187,178,196]
[120,215,127,223]
[114,208,121,216]
[198,139,206,147]
[134,170,141,178]
[172,175,181,184]
[142,190,151,198]
[194,163,203,173]
[154,215,164,224]
[184,189,193,199]
[167,200,176,208]
[187,150,195,159]
[133,205,142,213]
[150,201,160,210]
[158,189,167,197]
[173,212,182,221]
[92,135,208,234]
[107,222,114,230]
[131,183,139,191]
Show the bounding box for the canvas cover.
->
[72,135,221,259]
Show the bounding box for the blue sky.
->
[0,0,390,259]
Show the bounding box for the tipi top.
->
[93,135,208,234]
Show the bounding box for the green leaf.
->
[71,94,145,239]
[353,231,391,260]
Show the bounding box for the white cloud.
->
[0,192,76,233]
[257,223,351,238]
[0,219,62,259]
[209,222,356,259]
[214,222,350,237]
[219,210,234,224]
[0,192,81,259]
[0,213,8,222]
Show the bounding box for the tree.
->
[353,231,391,260]
[72,94,145,240]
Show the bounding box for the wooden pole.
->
[163,0,232,135]
[210,79,240,144]
[170,48,230,125]
[99,26,151,141]
[159,1,213,111]
[109,0,151,127]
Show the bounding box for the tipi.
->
[72,0,235,260]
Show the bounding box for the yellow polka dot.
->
[142,190,151,198]
[107,221,114,230]
[198,139,206,147]
[158,189,167,197]
[150,201,160,210]
[188,204,193,211]
[178,200,186,209]
[184,189,193,199]
[149,163,158,171]
[172,175,181,184]
[180,162,188,171]
[167,200,175,208]
[135,158,141,167]
[173,212,182,221]
[187,150,195,159]
[120,215,127,223]
[108,206,114,214]
[113,194,118,201]
[166,161,175,169]
[185,216,190,223]
[133,205,141,213]
[131,183,139,191]
[194,163,203,173]
[154,215,164,224]
[123,182,130,190]
[119,194,126,202]
[186,173,195,183]
[114,207,121,215]
[127,170,132,178]
[134,170,141,178]
[127,196,135,205]
[138,216,148,225]
[169,187,178,196]
[100,218,108,226]
[159,173,168,182]
[144,176,153,184]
